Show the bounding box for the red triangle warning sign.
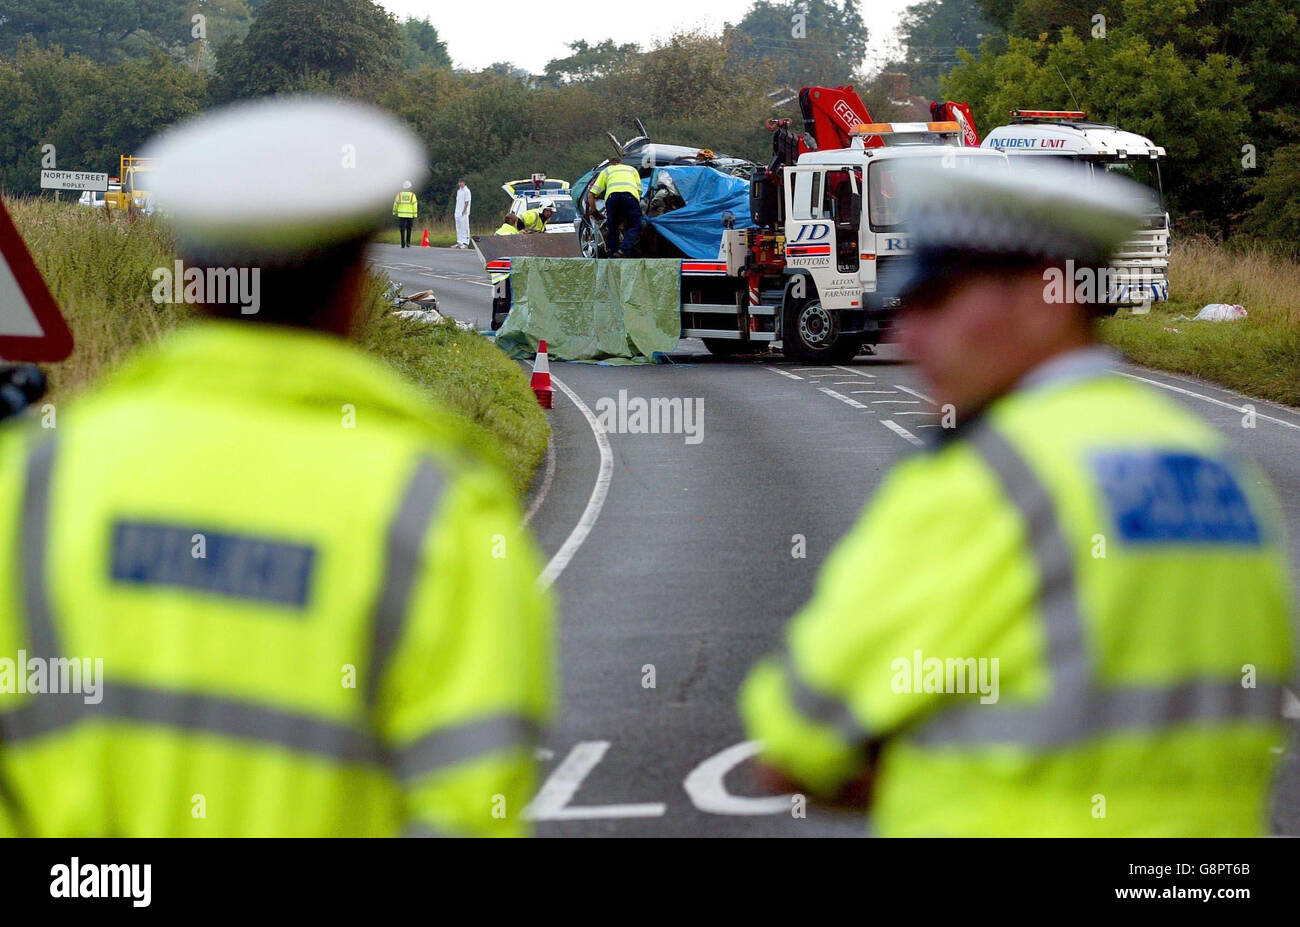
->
[0,198,73,362]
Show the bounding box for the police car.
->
[503,175,576,233]
[982,110,1170,307]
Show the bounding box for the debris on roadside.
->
[1193,303,1247,322]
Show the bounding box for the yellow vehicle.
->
[105,155,155,213]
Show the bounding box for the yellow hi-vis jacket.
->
[393,191,418,218]
[590,163,642,199]
[518,209,548,233]
[494,222,520,236]
[0,322,553,837]
[740,349,1293,836]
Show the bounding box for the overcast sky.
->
[377,0,912,75]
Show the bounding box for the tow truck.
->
[681,119,1009,362]
[482,87,1010,363]
[982,110,1170,307]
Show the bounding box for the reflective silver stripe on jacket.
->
[779,650,871,746]
[367,455,446,705]
[20,439,60,660]
[2,442,530,776]
[911,423,1284,747]
[394,713,540,782]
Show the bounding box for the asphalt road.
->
[368,243,1300,837]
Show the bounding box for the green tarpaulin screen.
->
[495,258,681,364]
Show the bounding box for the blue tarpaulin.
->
[570,165,755,260]
[644,166,756,259]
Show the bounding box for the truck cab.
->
[105,156,155,214]
[982,111,1170,307]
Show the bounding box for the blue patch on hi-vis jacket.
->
[1091,451,1261,545]
[110,521,316,607]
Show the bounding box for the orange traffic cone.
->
[530,340,553,409]
[420,228,430,247]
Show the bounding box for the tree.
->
[615,31,774,124]
[891,0,1000,99]
[0,0,195,62]
[400,16,450,71]
[542,40,641,85]
[1244,110,1300,252]
[946,0,1300,231]
[727,0,868,87]
[943,25,1251,224]
[210,0,400,101]
[0,43,205,194]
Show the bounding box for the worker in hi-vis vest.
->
[0,98,553,838]
[587,157,642,257]
[517,201,554,234]
[392,181,418,248]
[739,159,1293,837]
[495,213,521,236]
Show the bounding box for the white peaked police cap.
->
[142,97,428,261]
[878,156,1150,301]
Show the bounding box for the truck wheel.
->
[782,293,858,364]
[702,339,766,357]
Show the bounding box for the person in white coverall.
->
[454,179,472,248]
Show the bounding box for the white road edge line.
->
[819,387,870,410]
[538,375,613,588]
[882,419,925,446]
[522,436,556,526]
[1119,372,1300,431]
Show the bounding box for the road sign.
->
[40,170,109,193]
[0,198,73,362]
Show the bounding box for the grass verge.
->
[371,218,495,247]
[1098,238,1300,407]
[6,197,548,496]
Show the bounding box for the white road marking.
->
[893,410,940,416]
[1284,688,1300,719]
[765,367,804,380]
[683,741,793,816]
[818,388,871,410]
[524,741,667,821]
[418,271,492,288]
[850,390,898,395]
[539,375,613,588]
[833,365,876,378]
[882,419,925,446]
[872,399,919,405]
[1119,372,1300,431]
[522,436,556,526]
[892,383,937,404]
